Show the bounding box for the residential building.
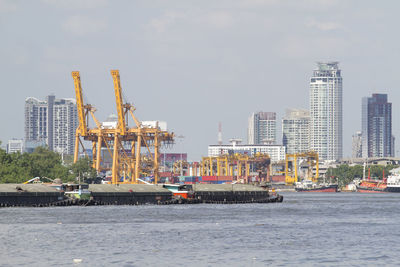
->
[282,108,310,154]
[309,62,343,161]
[208,139,286,162]
[6,139,24,154]
[361,94,392,158]
[24,95,78,154]
[352,131,362,158]
[248,112,276,145]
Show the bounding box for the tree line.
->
[0,144,96,184]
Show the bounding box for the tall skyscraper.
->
[361,94,392,158]
[25,95,78,154]
[248,112,276,145]
[282,108,310,154]
[309,62,343,161]
[352,131,362,158]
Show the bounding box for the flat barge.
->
[0,184,283,207]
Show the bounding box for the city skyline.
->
[1,1,400,161]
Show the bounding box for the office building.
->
[282,108,310,154]
[351,131,362,158]
[361,94,392,158]
[309,62,343,161]
[208,139,286,162]
[25,95,78,154]
[248,112,276,145]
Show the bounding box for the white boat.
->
[386,168,400,193]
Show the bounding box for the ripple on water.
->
[1,193,400,266]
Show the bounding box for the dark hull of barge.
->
[0,184,283,207]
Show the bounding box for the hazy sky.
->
[1,0,400,160]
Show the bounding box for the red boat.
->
[356,179,387,193]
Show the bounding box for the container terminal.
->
[0,70,287,207]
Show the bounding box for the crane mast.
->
[72,70,174,185]
[110,70,127,136]
[72,71,88,137]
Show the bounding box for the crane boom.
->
[72,71,88,137]
[111,70,127,136]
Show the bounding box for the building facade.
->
[282,108,310,154]
[248,112,276,145]
[361,94,392,158]
[7,139,24,154]
[208,144,286,162]
[351,131,362,158]
[309,62,343,161]
[25,95,78,154]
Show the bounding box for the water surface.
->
[1,193,399,266]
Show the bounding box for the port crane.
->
[200,153,271,182]
[285,151,319,184]
[72,70,174,184]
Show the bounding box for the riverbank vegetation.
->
[325,164,399,187]
[0,145,96,183]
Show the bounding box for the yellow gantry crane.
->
[285,151,319,184]
[200,153,271,182]
[72,70,174,184]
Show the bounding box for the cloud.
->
[147,9,235,35]
[306,19,342,31]
[148,11,184,34]
[200,11,234,29]
[0,0,17,13]
[41,0,108,9]
[62,15,107,35]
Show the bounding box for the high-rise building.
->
[25,95,78,154]
[361,94,392,158]
[352,131,362,158]
[282,108,310,154]
[248,112,276,145]
[309,62,343,161]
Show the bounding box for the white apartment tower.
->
[248,112,276,145]
[25,95,78,154]
[309,62,343,161]
[282,108,310,154]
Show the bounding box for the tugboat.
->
[295,180,338,192]
[63,183,91,201]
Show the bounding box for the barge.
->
[0,183,283,207]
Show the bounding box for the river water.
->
[1,192,400,266]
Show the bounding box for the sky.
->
[1,0,400,160]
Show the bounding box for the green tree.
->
[70,157,97,183]
[326,164,399,187]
